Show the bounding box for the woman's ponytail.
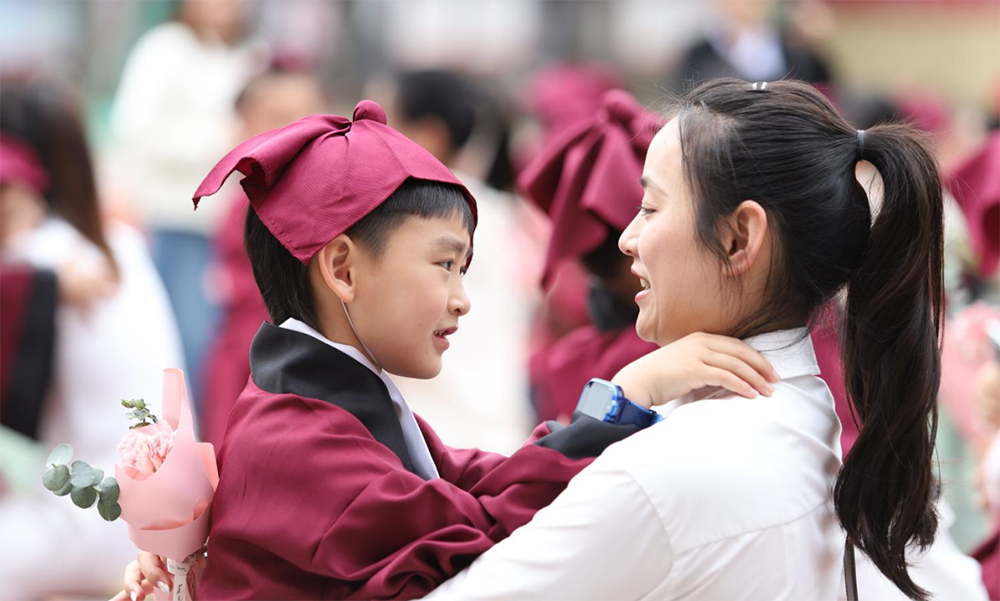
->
[835,123,945,601]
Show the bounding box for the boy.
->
[118,101,775,601]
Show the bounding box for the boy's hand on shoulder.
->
[612,333,780,408]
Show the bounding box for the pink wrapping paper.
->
[115,368,218,561]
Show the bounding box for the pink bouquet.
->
[42,369,217,601]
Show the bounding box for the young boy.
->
[118,101,775,601]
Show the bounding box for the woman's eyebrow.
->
[639,176,669,197]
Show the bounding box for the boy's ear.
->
[315,234,358,303]
[721,200,769,278]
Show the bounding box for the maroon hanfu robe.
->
[201,323,635,600]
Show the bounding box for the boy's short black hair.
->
[244,178,474,329]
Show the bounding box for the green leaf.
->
[70,485,98,509]
[97,477,120,505]
[47,444,73,467]
[69,461,101,488]
[42,465,71,491]
[97,501,122,522]
[54,480,73,496]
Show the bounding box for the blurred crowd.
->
[0,0,997,599]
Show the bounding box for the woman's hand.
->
[612,332,780,408]
[108,553,170,601]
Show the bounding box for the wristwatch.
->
[575,378,662,429]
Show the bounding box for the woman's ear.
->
[314,234,358,303]
[721,200,769,277]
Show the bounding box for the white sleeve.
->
[423,467,672,601]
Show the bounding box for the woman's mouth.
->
[632,268,651,302]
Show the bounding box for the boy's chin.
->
[387,358,442,380]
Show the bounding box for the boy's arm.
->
[210,397,635,601]
[419,413,638,533]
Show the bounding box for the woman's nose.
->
[619,216,640,257]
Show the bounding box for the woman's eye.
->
[459,265,468,278]
[438,260,455,272]
[637,206,655,216]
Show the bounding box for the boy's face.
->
[350,213,472,379]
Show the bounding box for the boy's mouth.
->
[433,327,458,350]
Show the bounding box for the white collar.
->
[279,317,382,375]
[742,328,820,381]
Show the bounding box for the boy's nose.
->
[450,281,471,316]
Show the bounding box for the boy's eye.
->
[637,205,655,216]
[459,265,468,277]
[438,260,455,272]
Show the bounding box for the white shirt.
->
[278,318,439,480]
[108,22,268,232]
[426,328,846,601]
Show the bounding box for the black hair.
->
[244,178,473,329]
[0,82,119,280]
[396,70,478,153]
[672,78,943,600]
[580,228,627,281]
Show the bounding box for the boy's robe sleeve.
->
[210,389,634,600]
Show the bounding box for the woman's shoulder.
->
[587,386,841,551]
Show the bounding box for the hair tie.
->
[856,129,866,161]
[750,81,769,92]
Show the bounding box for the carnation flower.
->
[117,421,176,480]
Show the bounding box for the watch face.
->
[578,382,619,421]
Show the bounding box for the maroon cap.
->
[193,100,477,263]
[518,90,662,288]
[0,134,48,195]
[947,131,1000,276]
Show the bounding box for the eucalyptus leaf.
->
[97,477,120,506]
[69,461,101,488]
[46,444,73,467]
[70,486,98,509]
[97,501,122,522]
[42,465,70,491]
[54,480,73,496]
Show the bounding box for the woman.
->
[0,83,184,600]
[425,77,944,600]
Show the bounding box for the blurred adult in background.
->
[676,0,832,88]
[198,67,328,449]
[0,82,183,600]
[1,136,62,463]
[373,69,537,452]
[519,90,659,422]
[108,0,268,404]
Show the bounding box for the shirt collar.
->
[742,327,819,381]
[279,317,382,375]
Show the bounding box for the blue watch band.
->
[576,378,661,429]
[617,395,659,428]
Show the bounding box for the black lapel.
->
[249,322,416,474]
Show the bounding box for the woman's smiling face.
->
[618,118,731,346]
